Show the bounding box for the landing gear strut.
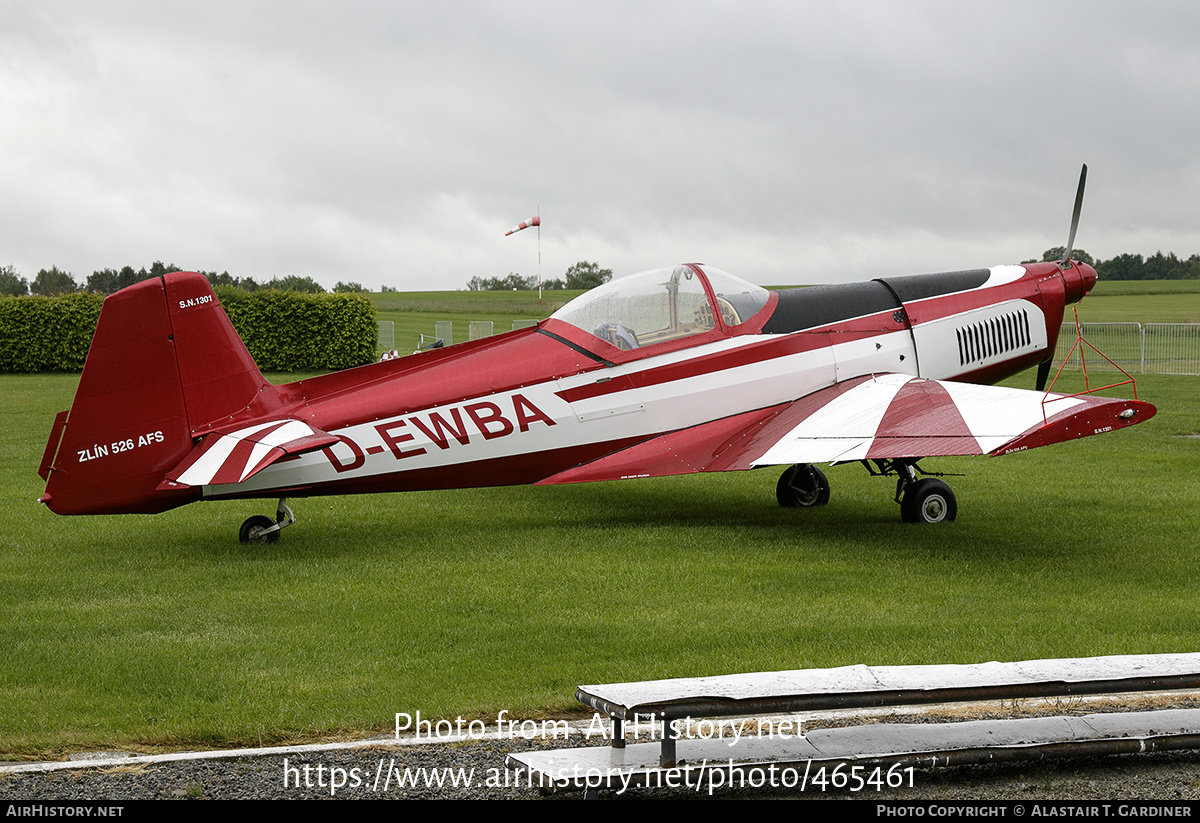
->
[239,498,296,544]
[774,460,957,523]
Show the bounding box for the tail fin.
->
[39,273,273,514]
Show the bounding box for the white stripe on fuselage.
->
[202,327,926,497]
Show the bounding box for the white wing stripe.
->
[753,375,908,465]
[749,375,1097,467]
[942,382,1084,451]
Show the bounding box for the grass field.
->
[371,289,580,354]
[3,284,1199,760]
[1077,279,1200,324]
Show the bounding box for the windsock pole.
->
[504,212,542,303]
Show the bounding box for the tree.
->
[86,263,184,294]
[116,266,144,291]
[1143,251,1185,280]
[466,273,536,290]
[563,261,612,290]
[501,272,536,290]
[1096,253,1144,281]
[87,268,120,294]
[264,275,326,293]
[333,281,366,293]
[1041,247,1094,266]
[0,265,28,296]
[148,261,182,278]
[30,266,78,295]
[206,271,239,289]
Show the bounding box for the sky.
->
[2,0,1198,291]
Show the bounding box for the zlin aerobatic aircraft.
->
[38,167,1155,540]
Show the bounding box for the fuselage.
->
[200,260,1095,502]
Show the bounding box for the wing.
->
[745,373,1155,464]
[157,419,340,489]
[538,374,1155,485]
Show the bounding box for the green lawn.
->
[3,366,1198,759]
[1088,280,1200,297]
[370,290,580,354]
[1077,279,1200,324]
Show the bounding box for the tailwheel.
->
[776,464,830,508]
[900,478,957,524]
[238,498,296,544]
[239,515,279,544]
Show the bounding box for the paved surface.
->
[4,697,1199,800]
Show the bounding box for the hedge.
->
[215,288,377,372]
[0,288,377,373]
[0,293,104,372]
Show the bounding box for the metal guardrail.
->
[1055,322,1200,376]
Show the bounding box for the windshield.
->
[550,264,769,350]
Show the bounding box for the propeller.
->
[1038,163,1088,392]
[1061,163,1088,266]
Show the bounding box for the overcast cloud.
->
[2,0,1198,290]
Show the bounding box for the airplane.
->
[37,167,1155,541]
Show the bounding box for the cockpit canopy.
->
[550,264,770,351]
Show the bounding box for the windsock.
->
[505,215,540,236]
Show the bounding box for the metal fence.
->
[376,321,394,356]
[1054,322,1200,376]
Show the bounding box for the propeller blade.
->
[1061,164,1088,264]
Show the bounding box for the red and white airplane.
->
[38,169,1155,540]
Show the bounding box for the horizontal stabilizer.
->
[158,420,339,489]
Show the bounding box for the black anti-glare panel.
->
[876,269,991,303]
[762,269,993,334]
[761,281,901,334]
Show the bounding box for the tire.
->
[900,479,957,524]
[239,515,279,544]
[776,464,830,508]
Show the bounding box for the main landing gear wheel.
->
[239,515,279,544]
[900,478,957,524]
[776,464,830,508]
